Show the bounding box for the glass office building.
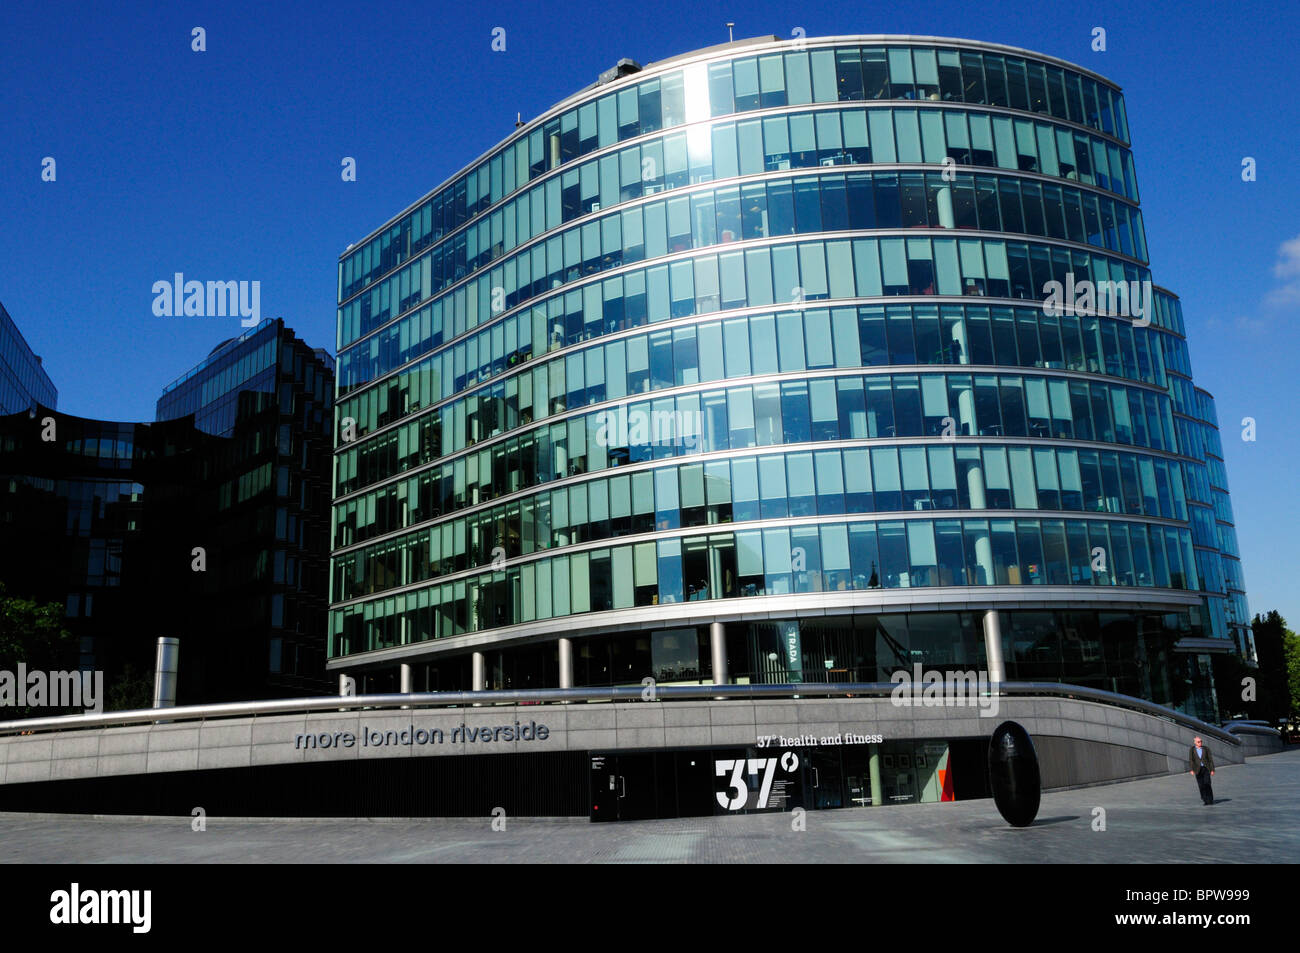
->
[0,301,57,414]
[157,318,336,698]
[328,35,1249,722]
[0,406,216,685]
[0,318,336,704]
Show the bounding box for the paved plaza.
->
[1,749,1295,863]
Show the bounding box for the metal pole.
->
[558,638,574,690]
[710,621,729,686]
[984,609,1006,684]
[400,663,413,709]
[152,638,180,709]
[869,743,884,807]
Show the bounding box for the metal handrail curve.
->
[0,680,1238,744]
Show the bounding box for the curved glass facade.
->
[329,36,1248,721]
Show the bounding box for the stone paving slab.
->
[0,750,1295,864]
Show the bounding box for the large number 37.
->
[715,758,779,810]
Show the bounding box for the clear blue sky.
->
[2,0,1297,628]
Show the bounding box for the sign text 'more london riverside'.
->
[295,720,550,750]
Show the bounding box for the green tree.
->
[1227,611,1297,729]
[1283,627,1300,741]
[0,582,77,717]
[106,662,154,712]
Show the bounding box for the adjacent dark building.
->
[0,407,217,689]
[0,301,57,414]
[156,318,336,699]
[0,317,335,706]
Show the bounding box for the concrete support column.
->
[471,651,487,692]
[557,637,574,690]
[710,622,729,686]
[936,187,955,229]
[152,638,180,709]
[399,662,413,709]
[956,379,978,434]
[966,475,993,585]
[955,381,994,583]
[338,673,354,696]
[868,743,883,807]
[983,609,1006,684]
[949,308,969,365]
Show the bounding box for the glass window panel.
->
[867,376,895,437]
[862,48,889,99]
[736,528,764,577]
[990,518,1019,584]
[799,243,828,299]
[920,110,946,162]
[881,238,908,293]
[887,48,914,95]
[1008,446,1037,509]
[893,374,922,435]
[827,240,855,300]
[969,113,994,163]
[777,311,807,371]
[723,317,751,376]
[763,528,793,594]
[868,111,896,162]
[908,522,937,585]
[878,522,910,587]
[751,313,778,374]
[895,110,922,161]
[1016,520,1045,584]
[785,52,812,105]
[914,48,940,98]
[732,457,760,521]
[854,240,883,297]
[900,446,930,509]
[708,62,734,117]
[811,49,838,103]
[754,383,782,445]
[814,449,845,512]
[804,308,834,368]
[732,57,760,111]
[836,48,866,101]
[849,522,880,587]
[737,119,764,177]
[928,446,957,508]
[787,452,816,515]
[982,446,1011,507]
[934,239,961,295]
[872,447,902,510]
[845,448,874,511]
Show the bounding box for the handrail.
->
[1222,723,1282,738]
[0,680,1238,744]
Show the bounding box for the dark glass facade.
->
[0,301,57,415]
[329,36,1249,723]
[156,318,336,697]
[0,407,218,686]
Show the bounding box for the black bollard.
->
[988,720,1041,827]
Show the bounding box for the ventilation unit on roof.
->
[598,58,642,85]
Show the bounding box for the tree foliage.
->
[0,582,75,672]
[1216,611,1300,734]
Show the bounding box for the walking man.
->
[1188,735,1215,805]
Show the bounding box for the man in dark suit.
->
[1188,736,1215,805]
